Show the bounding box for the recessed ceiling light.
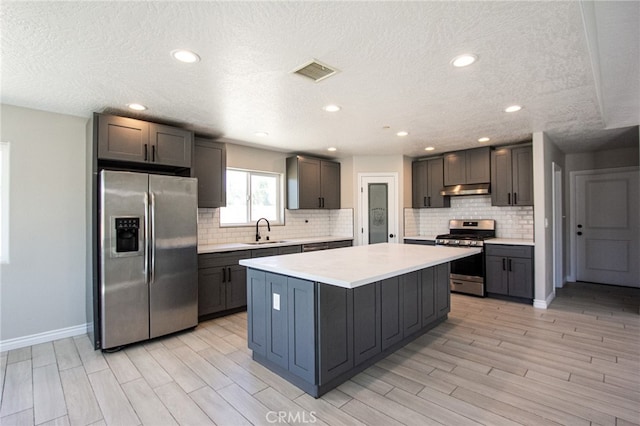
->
[323,104,341,112]
[171,49,200,63]
[425,147,435,151]
[451,54,478,67]
[255,132,269,137]
[396,131,409,137]
[504,105,522,113]
[127,103,147,111]
[478,137,490,143]
[327,147,337,152]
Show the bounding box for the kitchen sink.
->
[245,240,289,245]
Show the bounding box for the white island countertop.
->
[240,243,480,289]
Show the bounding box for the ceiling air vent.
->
[292,59,339,82]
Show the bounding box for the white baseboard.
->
[533,292,556,310]
[0,323,88,352]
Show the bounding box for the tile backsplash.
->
[198,208,354,246]
[406,195,534,239]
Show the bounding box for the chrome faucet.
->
[255,217,271,242]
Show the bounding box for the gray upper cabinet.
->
[412,157,449,208]
[443,146,491,186]
[97,113,192,168]
[193,138,226,208]
[491,144,533,206]
[287,156,340,209]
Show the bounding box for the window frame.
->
[0,141,10,264]
[219,167,285,227]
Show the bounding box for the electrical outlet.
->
[273,293,280,310]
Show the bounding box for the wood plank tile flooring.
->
[1,282,638,425]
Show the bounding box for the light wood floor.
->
[1,282,638,426]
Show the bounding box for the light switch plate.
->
[273,293,280,310]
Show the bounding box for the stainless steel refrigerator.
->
[99,170,198,349]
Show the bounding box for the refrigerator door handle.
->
[150,192,156,284]
[144,192,150,284]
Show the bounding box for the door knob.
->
[577,224,583,228]
[389,234,395,238]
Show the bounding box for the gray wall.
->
[0,104,88,341]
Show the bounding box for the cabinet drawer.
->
[199,251,250,268]
[485,244,533,259]
[252,248,279,258]
[329,240,352,249]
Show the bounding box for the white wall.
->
[533,131,565,308]
[0,105,88,344]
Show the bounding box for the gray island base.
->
[240,243,480,398]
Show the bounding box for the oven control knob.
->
[454,240,460,245]
[469,241,476,246]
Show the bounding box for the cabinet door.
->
[401,271,422,337]
[412,161,428,208]
[148,123,192,168]
[297,157,322,208]
[380,276,403,350]
[426,158,449,208]
[508,257,533,298]
[420,267,436,326]
[491,148,513,206]
[266,273,288,369]
[511,146,534,206]
[226,264,248,309]
[435,263,450,318]
[193,138,226,208]
[485,255,509,295]
[97,114,149,163]
[288,278,316,383]
[278,245,302,255]
[328,240,352,249]
[198,267,226,316]
[443,152,466,186]
[466,147,491,184]
[317,284,353,384]
[247,269,267,356]
[320,160,341,209]
[353,282,381,365]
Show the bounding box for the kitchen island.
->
[240,243,480,397]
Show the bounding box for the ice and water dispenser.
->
[114,217,140,254]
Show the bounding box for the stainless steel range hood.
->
[440,183,490,196]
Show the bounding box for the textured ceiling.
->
[1,1,638,157]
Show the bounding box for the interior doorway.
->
[571,167,639,287]
[552,162,563,291]
[358,173,398,245]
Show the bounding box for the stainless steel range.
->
[435,219,496,296]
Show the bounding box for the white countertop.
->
[198,236,353,254]
[485,238,535,246]
[240,243,481,289]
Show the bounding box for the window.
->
[0,142,9,263]
[220,168,283,226]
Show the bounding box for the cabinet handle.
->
[152,145,156,162]
[322,197,325,208]
[427,196,431,207]
[318,197,322,208]
[222,267,226,283]
[502,258,506,270]
[513,193,517,205]
[508,259,512,272]
[508,193,511,205]
[228,267,231,281]
[144,144,148,161]
[423,196,427,207]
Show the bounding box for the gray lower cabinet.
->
[198,251,250,318]
[247,263,450,397]
[485,244,533,300]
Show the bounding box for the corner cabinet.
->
[443,146,491,186]
[193,138,226,208]
[97,113,192,168]
[286,156,340,209]
[485,244,533,301]
[491,145,533,206]
[412,158,449,208]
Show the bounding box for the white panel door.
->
[576,169,639,287]
[359,174,398,245]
